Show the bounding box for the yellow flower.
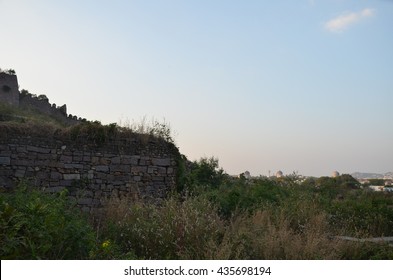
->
[102,240,110,249]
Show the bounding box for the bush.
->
[206,178,288,218]
[0,184,95,259]
[329,191,393,237]
[188,157,226,189]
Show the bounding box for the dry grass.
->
[95,195,225,259]
[93,195,367,260]
[207,208,344,260]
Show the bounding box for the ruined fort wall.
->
[0,127,180,212]
[19,93,81,125]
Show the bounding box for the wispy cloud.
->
[324,8,375,33]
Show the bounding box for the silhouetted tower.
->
[0,72,20,106]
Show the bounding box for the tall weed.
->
[0,184,95,259]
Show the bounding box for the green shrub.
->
[0,184,95,259]
[329,191,393,236]
[188,157,226,189]
[206,178,288,218]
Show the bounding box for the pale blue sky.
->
[1,0,392,176]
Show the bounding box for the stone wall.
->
[0,125,180,212]
[19,93,83,125]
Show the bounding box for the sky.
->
[1,0,392,177]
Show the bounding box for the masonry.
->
[0,124,180,212]
[0,72,20,107]
[0,71,83,125]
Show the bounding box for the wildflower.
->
[102,240,110,249]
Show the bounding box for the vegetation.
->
[0,183,95,259]
[0,68,16,75]
[0,100,67,129]
[0,101,177,147]
[1,160,393,260]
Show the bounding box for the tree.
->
[190,157,225,188]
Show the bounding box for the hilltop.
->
[351,172,393,180]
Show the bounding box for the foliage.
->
[188,157,226,189]
[0,101,67,128]
[329,191,393,237]
[68,121,118,144]
[0,68,16,75]
[118,116,176,144]
[368,179,386,186]
[205,178,288,218]
[0,184,95,259]
[315,174,360,189]
[96,196,224,259]
[1,158,392,260]
[37,94,49,101]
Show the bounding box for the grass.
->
[0,102,68,129]
[0,102,178,147]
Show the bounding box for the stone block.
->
[152,176,165,182]
[148,166,157,174]
[0,157,11,165]
[133,176,141,182]
[87,170,94,179]
[110,164,129,173]
[91,156,100,164]
[60,155,72,163]
[27,146,50,154]
[167,167,174,174]
[73,156,82,161]
[63,174,80,180]
[0,151,11,156]
[121,156,138,165]
[50,172,62,180]
[99,158,110,164]
[131,166,147,174]
[0,145,9,151]
[16,147,27,153]
[158,167,167,174]
[36,171,48,179]
[82,156,91,162]
[15,169,26,178]
[45,186,65,193]
[151,158,171,167]
[64,163,84,169]
[78,198,93,205]
[111,156,121,164]
[95,165,109,172]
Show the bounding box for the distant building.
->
[332,171,340,178]
[243,171,251,179]
[276,170,283,178]
[239,171,251,180]
[369,185,384,192]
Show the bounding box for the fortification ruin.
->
[0,70,182,211]
[0,71,83,125]
[0,72,20,107]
